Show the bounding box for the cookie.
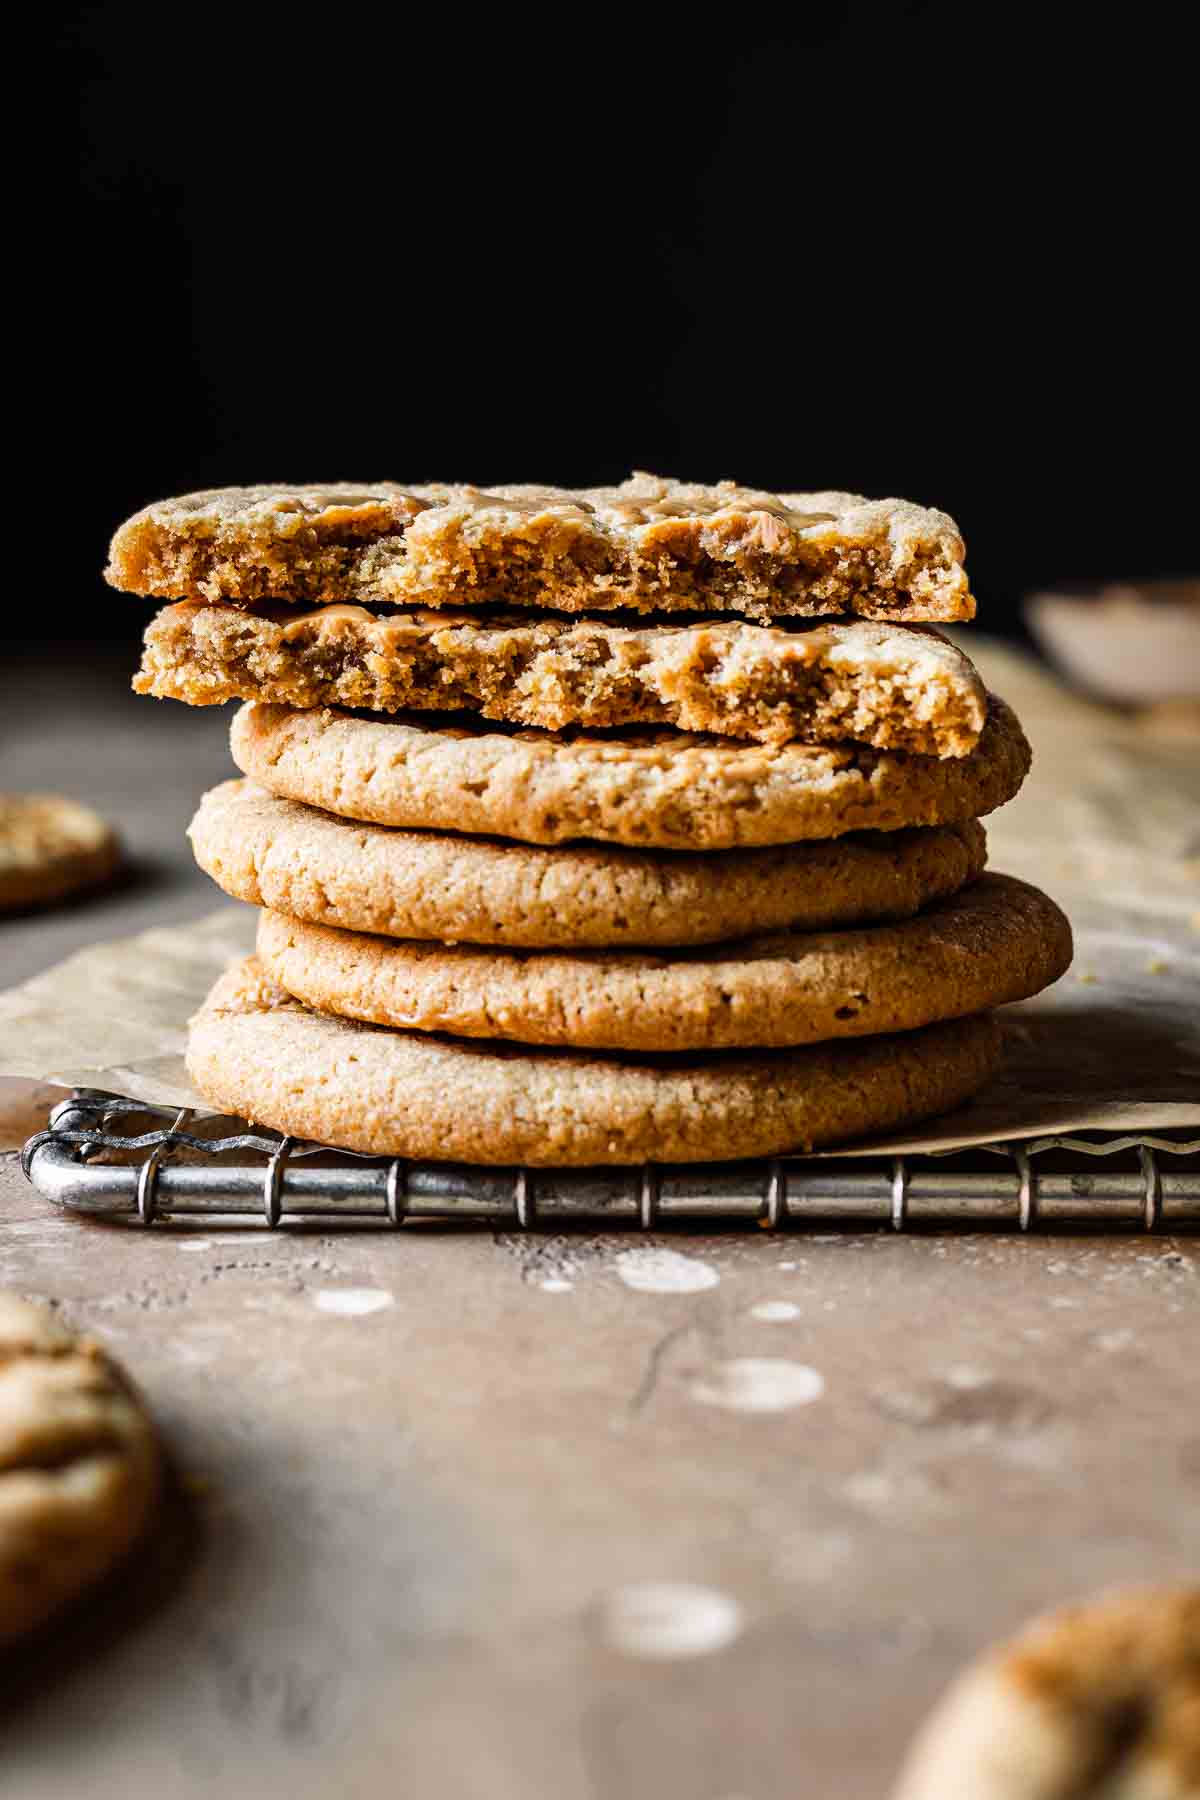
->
[229,693,1029,852]
[187,958,1003,1165]
[191,780,989,949]
[107,473,973,623]
[893,1585,1200,1800]
[138,605,986,756]
[0,794,121,912]
[255,873,1071,1052]
[0,1295,161,1646]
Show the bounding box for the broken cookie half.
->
[107,472,973,624]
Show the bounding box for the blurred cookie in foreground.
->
[0,1294,161,1646]
[893,1585,1200,1800]
[0,794,121,912]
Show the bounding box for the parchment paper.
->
[2,638,1197,1155]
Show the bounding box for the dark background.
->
[36,2,1194,648]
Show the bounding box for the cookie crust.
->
[0,1295,161,1646]
[108,473,973,623]
[0,795,121,912]
[187,958,1003,1165]
[229,693,1029,852]
[894,1586,1200,1800]
[138,604,986,756]
[255,873,1071,1052]
[191,781,988,949]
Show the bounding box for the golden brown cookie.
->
[256,873,1071,1052]
[0,794,121,912]
[0,1295,161,1646]
[186,958,1003,1165]
[190,780,989,949]
[138,605,986,756]
[107,473,973,622]
[229,693,1029,852]
[893,1586,1200,1800]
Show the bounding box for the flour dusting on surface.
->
[601,1582,743,1659]
[691,1358,824,1413]
[313,1288,394,1316]
[945,1364,990,1389]
[750,1300,801,1322]
[177,1234,258,1251]
[614,1248,720,1294]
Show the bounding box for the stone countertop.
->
[2,641,1198,1800]
[1,1202,1196,1800]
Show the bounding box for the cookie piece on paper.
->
[187,958,1003,1165]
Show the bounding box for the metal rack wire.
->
[20,1090,1200,1232]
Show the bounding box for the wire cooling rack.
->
[19,1090,1200,1232]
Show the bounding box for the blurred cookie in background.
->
[0,794,121,913]
[893,1585,1200,1799]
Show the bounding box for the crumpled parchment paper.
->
[1,638,1197,1156]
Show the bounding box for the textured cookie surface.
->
[893,1585,1200,1800]
[230,693,1029,852]
[257,873,1070,1052]
[191,780,989,948]
[0,1295,160,1646]
[139,604,986,756]
[0,794,121,912]
[107,472,973,622]
[187,959,1002,1164]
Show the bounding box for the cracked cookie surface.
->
[255,873,1071,1052]
[108,472,973,623]
[229,692,1029,851]
[187,958,1003,1165]
[190,780,988,949]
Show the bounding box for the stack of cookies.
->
[107,474,1072,1166]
